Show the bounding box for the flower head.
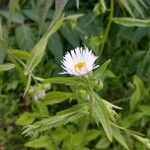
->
[60,47,99,76]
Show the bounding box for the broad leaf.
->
[15,24,35,51]
[16,112,37,125]
[25,136,55,150]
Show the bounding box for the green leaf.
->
[27,15,64,72]
[16,112,37,125]
[43,91,74,105]
[23,104,89,136]
[9,48,31,60]
[94,59,111,78]
[76,0,79,9]
[37,0,53,33]
[25,136,55,150]
[128,0,145,18]
[130,76,145,111]
[44,77,84,86]
[139,105,150,116]
[95,137,110,149]
[0,46,6,64]
[15,24,35,51]
[0,63,15,72]
[84,129,100,143]
[55,0,69,18]
[131,134,150,149]
[59,24,80,47]
[113,17,150,27]
[71,132,83,146]
[93,93,112,141]
[0,10,25,23]
[112,128,129,150]
[48,32,63,63]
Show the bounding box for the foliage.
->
[0,0,150,150]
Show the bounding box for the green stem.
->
[99,0,114,57]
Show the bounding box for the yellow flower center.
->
[74,61,86,72]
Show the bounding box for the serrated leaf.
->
[25,136,55,150]
[15,24,35,51]
[23,104,89,136]
[16,112,37,125]
[113,17,150,27]
[93,93,112,141]
[43,91,74,105]
[0,63,15,72]
[94,59,111,78]
[112,128,129,150]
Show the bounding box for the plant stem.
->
[99,0,114,57]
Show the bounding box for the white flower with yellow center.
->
[60,47,99,76]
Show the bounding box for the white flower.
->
[60,47,99,76]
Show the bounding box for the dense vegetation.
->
[0,0,150,149]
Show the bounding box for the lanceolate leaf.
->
[93,93,112,141]
[27,15,64,72]
[112,128,129,150]
[94,59,111,78]
[44,77,85,86]
[43,91,75,105]
[113,17,150,27]
[0,63,15,72]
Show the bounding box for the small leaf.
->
[25,136,55,150]
[15,24,35,51]
[94,59,111,78]
[0,63,15,72]
[16,112,37,125]
[43,91,74,105]
[113,17,150,27]
[96,137,110,149]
